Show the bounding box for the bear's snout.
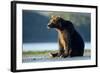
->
[47,23,54,29]
[47,23,52,29]
[48,24,51,27]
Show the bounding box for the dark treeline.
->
[23,10,91,43]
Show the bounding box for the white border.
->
[16,3,96,70]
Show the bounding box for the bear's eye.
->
[53,20,56,22]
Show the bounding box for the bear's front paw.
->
[60,53,69,58]
[49,53,57,57]
[49,52,58,57]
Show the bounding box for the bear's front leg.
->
[60,41,70,58]
[61,50,69,58]
[60,33,72,58]
[61,49,72,58]
[49,39,64,58]
[58,39,64,57]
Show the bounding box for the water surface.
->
[23,42,91,51]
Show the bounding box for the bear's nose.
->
[47,24,51,29]
[48,24,51,27]
[48,23,52,27]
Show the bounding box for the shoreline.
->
[22,49,91,63]
[23,49,91,57]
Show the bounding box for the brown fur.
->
[48,15,84,58]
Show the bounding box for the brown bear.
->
[47,15,84,58]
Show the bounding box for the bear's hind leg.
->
[70,49,84,57]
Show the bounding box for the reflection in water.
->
[23,42,91,51]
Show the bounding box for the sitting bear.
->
[47,15,84,58]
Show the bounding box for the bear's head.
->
[47,15,74,33]
[47,15,62,29]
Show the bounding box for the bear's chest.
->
[58,30,69,44]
